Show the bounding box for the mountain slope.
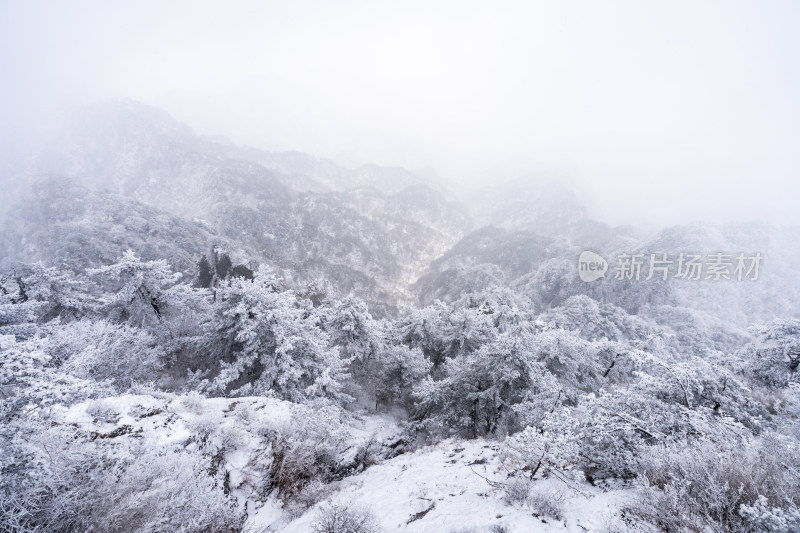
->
[5,100,473,313]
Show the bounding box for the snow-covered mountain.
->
[4,100,473,313]
[3,100,800,533]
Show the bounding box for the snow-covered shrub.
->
[85,446,243,533]
[502,411,581,481]
[526,485,565,522]
[1,336,106,420]
[45,319,165,389]
[502,476,532,506]
[628,435,800,532]
[569,346,766,482]
[267,403,351,502]
[311,503,382,533]
[1,424,243,533]
[594,512,637,533]
[739,495,800,533]
[500,476,563,522]
[179,390,207,414]
[185,409,224,444]
[292,479,333,514]
[85,398,120,423]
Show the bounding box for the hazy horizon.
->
[2,0,799,228]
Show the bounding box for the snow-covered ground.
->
[270,438,632,533]
[53,393,634,533]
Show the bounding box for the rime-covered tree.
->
[205,265,350,403]
[413,326,560,436]
[322,295,383,377]
[375,344,430,408]
[743,318,800,388]
[88,250,181,327]
[0,274,45,338]
[19,262,96,323]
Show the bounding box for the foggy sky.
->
[1,0,799,227]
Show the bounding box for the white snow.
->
[262,438,633,533]
[52,394,635,533]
